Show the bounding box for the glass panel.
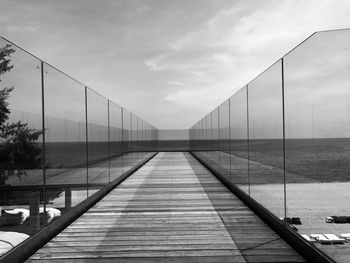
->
[138,120,142,157]
[189,125,194,150]
[229,87,249,193]
[0,39,43,237]
[122,109,132,171]
[109,101,123,181]
[248,60,284,218]
[44,63,87,214]
[131,114,138,165]
[203,117,207,153]
[219,100,230,181]
[86,88,109,194]
[211,109,220,172]
[205,113,212,164]
[284,29,350,260]
[196,120,203,158]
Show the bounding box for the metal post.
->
[107,100,111,183]
[121,108,124,173]
[281,58,287,222]
[228,99,231,182]
[246,85,251,196]
[65,187,72,212]
[85,87,89,197]
[40,61,47,225]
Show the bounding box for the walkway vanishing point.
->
[27,152,306,263]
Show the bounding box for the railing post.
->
[40,60,47,225]
[281,58,287,222]
[65,187,72,212]
[246,85,250,196]
[107,100,111,183]
[29,191,40,235]
[85,86,89,197]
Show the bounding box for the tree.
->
[0,44,42,185]
[0,45,14,126]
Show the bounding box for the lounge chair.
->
[340,233,350,241]
[281,217,302,225]
[323,234,345,244]
[310,234,333,244]
[0,231,29,256]
[326,216,350,223]
[326,217,334,223]
[301,234,316,243]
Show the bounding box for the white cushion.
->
[0,231,29,256]
[39,207,61,224]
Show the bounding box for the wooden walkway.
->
[27,152,306,263]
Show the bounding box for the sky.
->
[1,0,350,129]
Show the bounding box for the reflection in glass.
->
[248,60,284,218]
[0,39,44,239]
[86,88,109,192]
[211,109,220,172]
[230,87,249,193]
[109,102,123,181]
[44,63,87,215]
[122,109,132,171]
[219,100,230,182]
[284,29,350,261]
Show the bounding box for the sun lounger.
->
[301,234,316,243]
[326,217,334,223]
[323,234,345,244]
[310,234,333,244]
[0,231,29,256]
[281,217,302,225]
[340,233,350,241]
[326,216,350,223]
[310,234,345,244]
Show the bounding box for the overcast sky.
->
[1,0,350,129]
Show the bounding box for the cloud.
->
[144,57,163,71]
[2,0,350,129]
[167,81,184,86]
[187,70,207,80]
[212,53,233,65]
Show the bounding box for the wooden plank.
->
[27,152,305,263]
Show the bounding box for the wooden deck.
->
[27,152,306,263]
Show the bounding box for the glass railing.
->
[0,37,158,256]
[189,28,350,262]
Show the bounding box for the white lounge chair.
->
[310,234,333,244]
[301,234,316,243]
[0,231,29,256]
[340,233,350,241]
[323,234,345,244]
[325,217,334,223]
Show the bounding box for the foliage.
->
[0,44,15,126]
[0,44,42,184]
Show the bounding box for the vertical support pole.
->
[246,85,251,196]
[107,100,111,183]
[228,99,231,183]
[29,191,40,234]
[121,108,124,173]
[211,112,213,155]
[218,108,220,174]
[281,58,287,222]
[65,187,72,212]
[40,61,47,225]
[205,118,207,154]
[85,87,89,197]
[130,112,132,165]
